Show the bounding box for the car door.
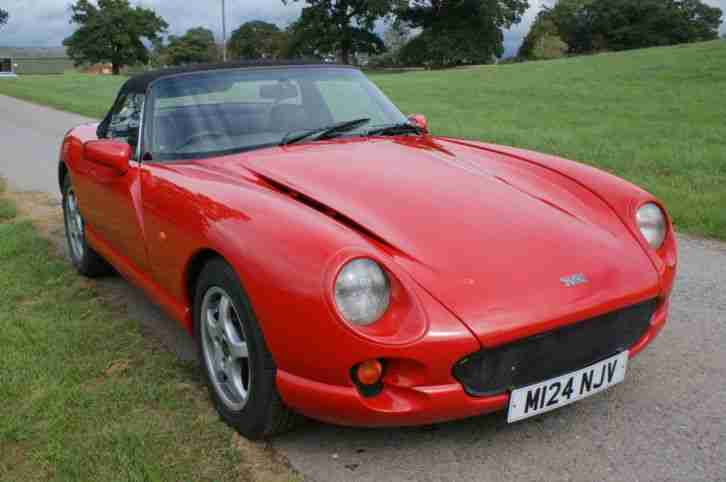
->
[77,93,150,273]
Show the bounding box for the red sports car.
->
[59,63,677,439]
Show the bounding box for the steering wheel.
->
[176,131,228,150]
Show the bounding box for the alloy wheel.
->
[65,188,85,261]
[200,287,252,411]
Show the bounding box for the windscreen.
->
[148,67,408,160]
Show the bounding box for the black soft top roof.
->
[120,60,354,95]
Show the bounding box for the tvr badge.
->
[560,273,588,288]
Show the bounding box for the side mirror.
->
[84,140,132,175]
[408,114,429,133]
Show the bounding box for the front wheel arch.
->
[185,249,227,336]
[192,257,299,438]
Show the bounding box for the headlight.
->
[636,203,667,249]
[334,258,390,326]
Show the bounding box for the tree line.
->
[19,0,720,74]
[518,0,722,60]
[59,0,534,73]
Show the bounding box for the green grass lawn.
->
[0,40,724,239]
[0,186,247,480]
[0,71,125,118]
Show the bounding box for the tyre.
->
[62,175,111,277]
[194,258,298,439]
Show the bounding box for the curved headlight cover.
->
[636,203,667,249]
[334,258,391,326]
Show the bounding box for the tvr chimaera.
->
[59,62,677,439]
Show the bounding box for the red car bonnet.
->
[219,136,660,348]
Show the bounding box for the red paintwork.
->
[407,114,429,133]
[61,124,677,427]
[84,139,132,174]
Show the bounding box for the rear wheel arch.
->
[62,173,111,277]
[58,161,68,195]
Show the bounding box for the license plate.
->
[507,351,628,423]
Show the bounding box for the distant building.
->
[0,47,71,75]
[83,63,114,75]
[15,58,69,74]
[0,57,17,77]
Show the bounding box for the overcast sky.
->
[0,0,724,57]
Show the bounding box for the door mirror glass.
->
[84,140,132,174]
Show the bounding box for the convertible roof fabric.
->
[120,61,352,95]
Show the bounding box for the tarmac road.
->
[1,94,724,482]
[0,95,90,198]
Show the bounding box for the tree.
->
[165,27,218,65]
[282,0,396,64]
[398,0,530,68]
[383,19,411,52]
[228,21,286,60]
[148,38,166,68]
[0,8,8,29]
[518,15,568,59]
[662,0,722,45]
[523,0,723,56]
[532,33,568,59]
[368,19,411,67]
[63,0,168,75]
[538,0,595,54]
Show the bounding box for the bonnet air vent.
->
[256,174,402,255]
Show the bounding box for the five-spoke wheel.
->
[194,258,298,439]
[200,287,252,411]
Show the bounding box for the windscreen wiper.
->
[366,122,423,137]
[281,118,372,146]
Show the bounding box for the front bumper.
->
[276,298,669,427]
[453,298,658,397]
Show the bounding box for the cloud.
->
[0,0,724,56]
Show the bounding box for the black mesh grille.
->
[453,299,658,397]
